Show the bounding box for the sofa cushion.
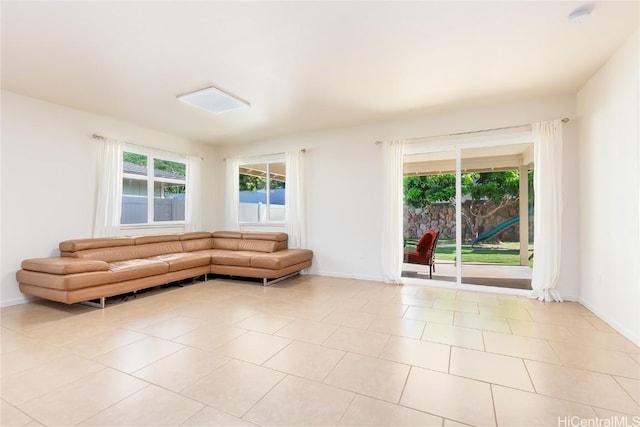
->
[132,241,184,258]
[108,259,170,279]
[16,258,169,291]
[210,250,258,267]
[21,257,110,275]
[250,249,314,270]
[147,252,211,272]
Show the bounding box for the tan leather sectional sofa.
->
[16,231,313,308]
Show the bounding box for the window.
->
[121,151,187,225]
[238,160,286,223]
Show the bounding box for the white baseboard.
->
[1,295,32,308]
[311,270,385,283]
[561,294,580,302]
[579,298,640,346]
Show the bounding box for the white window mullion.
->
[265,163,271,222]
[455,147,462,286]
[147,155,154,223]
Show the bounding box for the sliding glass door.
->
[460,144,533,290]
[402,134,534,290]
[403,149,459,283]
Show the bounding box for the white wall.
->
[0,91,221,306]
[577,31,639,344]
[219,95,581,299]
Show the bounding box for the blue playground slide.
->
[470,207,534,247]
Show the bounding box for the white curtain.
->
[285,149,307,248]
[184,155,202,232]
[381,140,405,285]
[530,120,564,302]
[93,138,123,237]
[225,158,241,230]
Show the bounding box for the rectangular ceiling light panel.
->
[177,86,249,114]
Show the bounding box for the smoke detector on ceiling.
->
[567,7,592,25]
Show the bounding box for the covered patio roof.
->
[239,162,286,182]
[403,143,534,175]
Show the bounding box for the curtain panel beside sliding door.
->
[531,120,564,302]
[381,140,405,284]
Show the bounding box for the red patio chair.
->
[404,229,439,279]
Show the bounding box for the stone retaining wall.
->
[404,201,534,242]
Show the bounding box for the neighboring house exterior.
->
[122,161,185,223]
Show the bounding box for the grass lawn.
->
[405,238,533,265]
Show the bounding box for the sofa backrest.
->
[60,233,202,262]
[179,232,214,252]
[59,237,136,254]
[79,242,182,262]
[212,231,288,253]
[58,231,288,261]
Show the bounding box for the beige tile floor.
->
[1,275,639,426]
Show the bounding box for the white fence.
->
[122,196,185,224]
[239,202,285,223]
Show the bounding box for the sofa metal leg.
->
[263,272,300,287]
[82,297,106,309]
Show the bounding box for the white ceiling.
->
[2,1,638,145]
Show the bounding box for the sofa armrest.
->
[21,257,110,275]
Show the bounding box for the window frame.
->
[238,157,287,225]
[121,148,187,228]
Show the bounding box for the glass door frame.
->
[403,130,533,295]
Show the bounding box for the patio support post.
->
[519,164,529,266]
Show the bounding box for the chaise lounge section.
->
[16,231,313,308]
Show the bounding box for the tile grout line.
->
[397,364,413,406]
[238,372,288,422]
[334,391,358,426]
[521,357,538,394]
[73,383,153,426]
[611,375,640,405]
[489,383,499,427]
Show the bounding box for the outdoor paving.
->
[403,261,532,290]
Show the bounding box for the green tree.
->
[123,153,186,177]
[239,174,266,191]
[123,152,147,167]
[404,174,474,207]
[404,170,531,240]
[154,159,185,177]
[123,153,186,195]
[239,174,285,191]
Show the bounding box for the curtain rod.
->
[375,117,570,144]
[223,148,306,161]
[91,134,203,160]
